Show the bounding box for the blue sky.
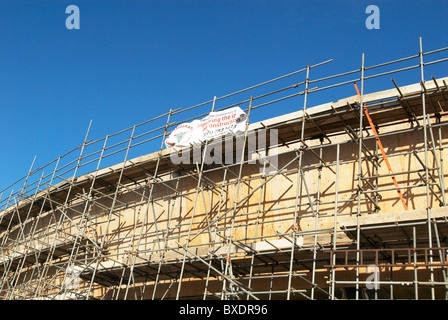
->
[1,0,448,196]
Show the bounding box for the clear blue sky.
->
[1,0,448,195]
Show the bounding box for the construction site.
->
[1,38,448,300]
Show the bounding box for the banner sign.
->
[165,120,201,148]
[165,107,247,148]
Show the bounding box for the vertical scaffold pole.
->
[330,143,340,299]
[177,97,217,300]
[85,123,136,299]
[287,65,309,300]
[419,37,435,300]
[124,108,173,300]
[355,53,365,300]
[221,97,253,300]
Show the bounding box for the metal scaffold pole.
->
[1,41,448,300]
[420,37,436,300]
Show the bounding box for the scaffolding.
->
[1,38,448,300]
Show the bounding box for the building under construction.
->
[2,39,448,300]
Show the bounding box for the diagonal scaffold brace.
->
[354,82,408,211]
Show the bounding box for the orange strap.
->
[354,83,408,211]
